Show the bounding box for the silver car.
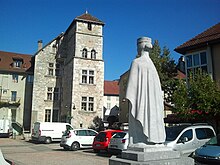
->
[108,131,129,154]
[165,124,216,156]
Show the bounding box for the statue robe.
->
[126,53,166,144]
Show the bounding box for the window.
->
[87,130,97,136]
[48,63,54,76]
[55,63,61,76]
[91,49,96,59]
[88,97,94,111]
[81,70,94,84]
[52,109,59,122]
[47,87,53,100]
[27,75,34,83]
[81,96,94,111]
[82,48,88,58]
[177,129,193,143]
[53,88,59,101]
[185,51,208,78]
[11,91,17,101]
[88,23,92,31]
[107,103,111,110]
[47,87,60,101]
[107,96,111,101]
[13,59,22,68]
[81,97,87,111]
[45,109,51,122]
[195,128,215,140]
[12,74,18,83]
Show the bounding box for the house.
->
[0,51,33,133]
[103,80,119,122]
[32,12,105,129]
[175,22,220,85]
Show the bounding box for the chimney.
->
[38,40,43,51]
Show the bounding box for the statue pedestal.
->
[109,145,194,165]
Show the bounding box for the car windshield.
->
[206,135,220,146]
[112,132,127,138]
[165,125,190,141]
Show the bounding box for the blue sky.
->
[1,0,220,80]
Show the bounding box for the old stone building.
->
[32,12,105,129]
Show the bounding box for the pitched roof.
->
[175,22,220,54]
[0,51,33,74]
[75,12,104,25]
[104,80,119,96]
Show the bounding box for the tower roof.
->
[75,12,104,25]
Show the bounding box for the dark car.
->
[194,135,220,164]
[92,129,122,153]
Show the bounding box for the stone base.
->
[109,146,194,165]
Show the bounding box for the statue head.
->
[137,37,152,55]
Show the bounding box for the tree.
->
[150,40,178,104]
[89,116,104,132]
[172,70,220,120]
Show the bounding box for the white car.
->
[108,131,129,154]
[60,128,98,151]
[165,124,216,156]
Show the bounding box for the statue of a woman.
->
[126,37,166,146]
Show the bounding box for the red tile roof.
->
[104,80,119,96]
[175,22,220,54]
[75,12,104,25]
[0,51,33,74]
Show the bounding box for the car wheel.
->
[93,149,100,153]
[45,137,52,144]
[71,142,80,151]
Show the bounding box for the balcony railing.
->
[0,96,21,103]
[0,96,21,108]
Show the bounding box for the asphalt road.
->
[0,137,110,165]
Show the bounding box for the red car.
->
[92,129,123,153]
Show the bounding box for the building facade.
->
[103,80,119,121]
[0,51,33,132]
[175,22,220,85]
[32,12,105,129]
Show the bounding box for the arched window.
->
[82,48,88,58]
[91,49,96,59]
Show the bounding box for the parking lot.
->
[0,137,109,165]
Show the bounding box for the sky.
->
[1,0,220,81]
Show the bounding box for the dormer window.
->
[88,23,92,31]
[82,48,88,58]
[13,59,23,68]
[91,49,96,59]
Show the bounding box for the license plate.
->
[96,144,100,147]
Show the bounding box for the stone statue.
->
[126,37,166,146]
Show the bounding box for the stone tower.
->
[57,12,105,128]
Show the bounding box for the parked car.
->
[165,124,216,156]
[108,131,129,154]
[0,119,12,138]
[92,129,123,153]
[31,122,73,144]
[60,128,98,151]
[194,135,220,164]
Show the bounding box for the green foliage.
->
[172,70,220,119]
[89,116,104,132]
[149,40,178,104]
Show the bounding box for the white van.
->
[165,124,216,156]
[31,122,73,144]
[0,118,12,138]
